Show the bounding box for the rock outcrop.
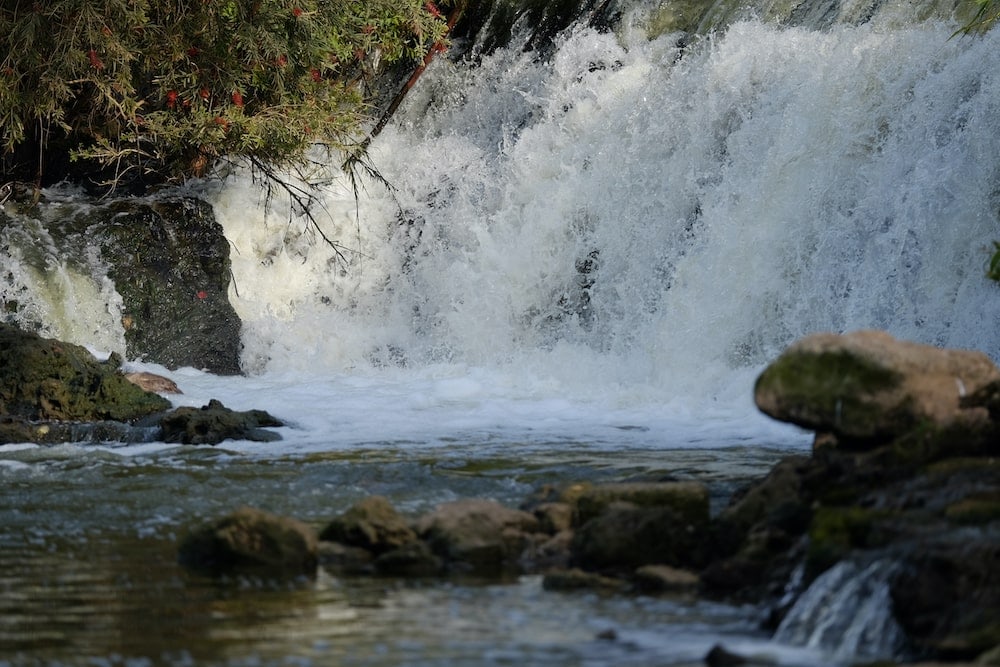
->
[738,330,1000,661]
[3,194,242,375]
[0,323,281,445]
[0,322,170,423]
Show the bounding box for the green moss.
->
[945,492,1000,525]
[806,506,892,574]
[756,349,904,437]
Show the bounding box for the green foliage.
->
[956,0,1000,34]
[0,0,450,187]
[988,242,1000,282]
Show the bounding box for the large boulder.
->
[95,197,242,375]
[0,322,170,424]
[754,330,1000,445]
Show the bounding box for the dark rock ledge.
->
[0,323,281,445]
[177,330,1000,667]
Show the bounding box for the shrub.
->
[0,0,451,190]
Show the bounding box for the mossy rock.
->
[0,323,170,424]
[573,481,710,528]
[756,348,903,440]
[807,506,894,575]
[755,331,1000,445]
[944,492,1000,525]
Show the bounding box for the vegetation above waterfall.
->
[0,0,454,192]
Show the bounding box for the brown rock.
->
[177,506,318,577]
[415,498,540,572]
[574,481,710,527]
[124,371,182,394]
[633,564,700,593]
[755,330,999,443]
[319,496,417,555]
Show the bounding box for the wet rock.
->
[0,322,170,427]
[124,371,182,394]
[571,502,707,572]
[373,541,444,577]
[178,507,318,577]
[532,501,575,534]
[158,399,283,445]
[541,567,626,592]
[573,481,710,527]
[889,530,1000,660]
[317,540,374,574]
[0,416,159,444]
[754,330,999,446]
[95,197,243,375]
[319,496,418,555]
[704,644,749,666]
[414,498,541,573]
[633,564,700,594]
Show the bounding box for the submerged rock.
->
[178,506,317,577]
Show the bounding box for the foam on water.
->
[195,14,1000,451]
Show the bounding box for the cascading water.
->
[774,559,908,661]
[195,0,1000,443]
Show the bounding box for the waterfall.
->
[210,0,1000,409]
[774,558,908,661]
[4,0,1000,432]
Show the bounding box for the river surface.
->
[4,0,1000,663]
[0,383,810,666]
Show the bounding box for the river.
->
[3,0,1000,663]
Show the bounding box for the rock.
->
[633,564,700,594]
[541,567,626,592]
[414,498,541,573]
[704,644,749,666]
[3,195,242,375]
[158,399,283,444]
[891,535,1000,660]
[532,502,575,534]
[317,540,374,574]
[96,197,243,375]
[754,330,999,445]
[373,541,444,577]
[124,371,182,394]
[709,456,814,558]
[178,507,318,577]
[319,496,418,555]
[0,323,170,426]
[573,481,710,527]
[571,502,707,572]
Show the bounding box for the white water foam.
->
[193,15,1000,451]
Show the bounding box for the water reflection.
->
[0,444,798,666]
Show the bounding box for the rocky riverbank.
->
[175,330,1000,666]
[0,323,282,445]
